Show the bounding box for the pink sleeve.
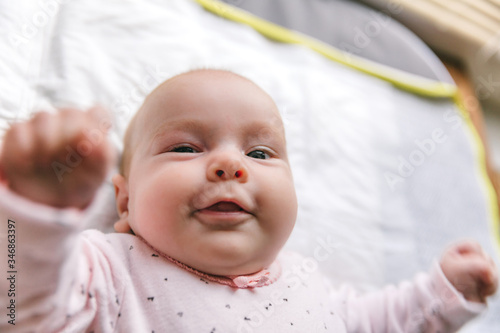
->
[333,261,485,333]
[0,184,119,332]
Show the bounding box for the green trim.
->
[194,0,457,98]
[453,94,500,255]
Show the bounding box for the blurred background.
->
[359,0,500,192]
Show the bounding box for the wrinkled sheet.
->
[0,0,498,330]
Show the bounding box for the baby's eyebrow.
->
[243,121,285,143]
[151,119,206,138]
[148,118,286,149]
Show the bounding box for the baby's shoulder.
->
[79,230,152,258]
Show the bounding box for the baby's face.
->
[114,70,297,276]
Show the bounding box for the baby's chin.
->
[127,226,278,276]
[185,249,276,276]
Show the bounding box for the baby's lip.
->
[205,201,245,212]
[197,198,252,215]
[194,199,253,227]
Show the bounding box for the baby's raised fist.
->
[0,107,116,209]
[440,240,498,303]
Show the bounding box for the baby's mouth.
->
[195,200,252,226]
[205,201,245,213]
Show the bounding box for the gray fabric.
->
[224,0,453,83]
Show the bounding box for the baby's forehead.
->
[147,69,274,105]
[141,70,282,122]
[138,104,285,141]
[133,70,284,136]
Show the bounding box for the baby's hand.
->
[0,107,116,209]
[440,240,498,303]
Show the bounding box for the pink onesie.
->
[0,185,484,332]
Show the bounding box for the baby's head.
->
[112,69,297,276]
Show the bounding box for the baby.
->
[0,69,498,332]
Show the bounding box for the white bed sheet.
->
[1,0,499,331]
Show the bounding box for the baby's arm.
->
[0,107,115,208]
[0,108,117,332]
[335,241,497,333]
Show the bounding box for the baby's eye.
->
[247,150,270,160]
[170,146,197,153]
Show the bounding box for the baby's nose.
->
[207,153,248,182]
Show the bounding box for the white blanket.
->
[1,0,499,330]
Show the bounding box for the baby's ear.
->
[112,174,131,233]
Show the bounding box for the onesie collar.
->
[138,236,281,289]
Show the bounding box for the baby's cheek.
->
[262,177,296,236]
[129,186,164,231]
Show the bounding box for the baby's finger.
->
[59,108,87,144]
[454,240,483,256]
[488,255,497,269]
[2,121,36,171]
[87,105,112,128]
[479,266,499,299]
[86,106,113,142]
[31,111,63,162]
[467,258,498,297]
[484,257,498,293]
